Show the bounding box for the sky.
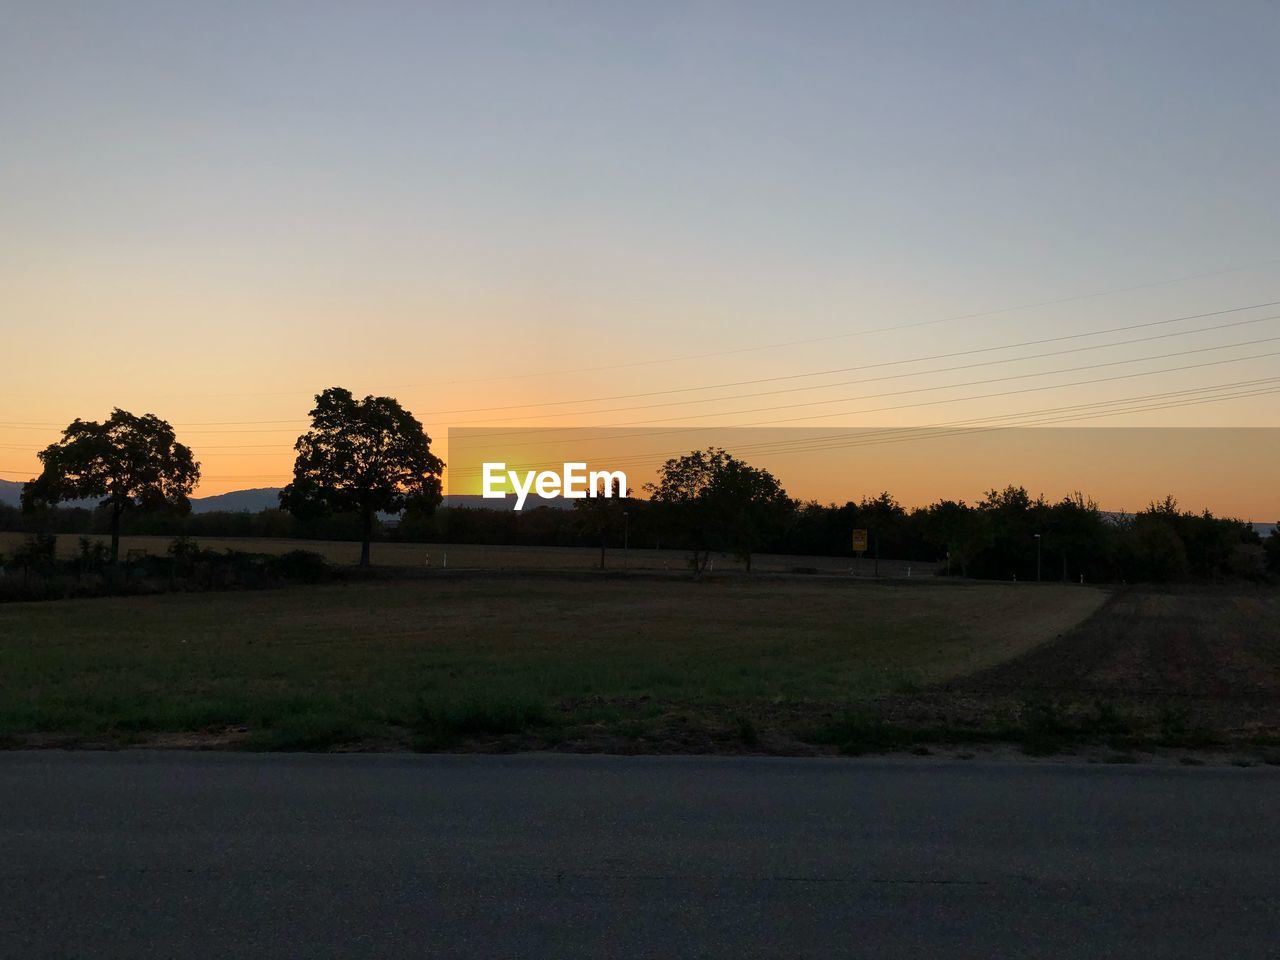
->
[2,1,1278,514]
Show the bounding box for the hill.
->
[0,478,100,510]
[0,480,20,507]
[190,488,282,514]
[0,480,282,514]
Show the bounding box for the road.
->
[2,752,1278,958]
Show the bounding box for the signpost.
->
[852,529,877,578]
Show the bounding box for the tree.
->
[1043,492,1111,583]
[22,409,200,563]
[281,387,443,566]
[1267,524,1280,576]
[974,485,1044,580]
[918,499,980,576]
[644,447,791,574]
[573,479,632,570]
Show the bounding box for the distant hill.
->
[190,488,282,514]
[0,479,282,514]
[439,494,576,511]
[0,479,21,507]
[0,478,100,510]
[0,482,573,514]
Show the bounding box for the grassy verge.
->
[807,698,1236,758]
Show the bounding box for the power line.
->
[4,337,1277,463]
[442,349,1280,475]
[5,377,1273,485]
[3,299,1276,435]
[443,375,1280,482]
[5,379,1274,487]
[418,299,1280,415]
[441,313,1280,430]
[355,256,1280,388]
[453,336,1280,446]
[2,261,1277,405]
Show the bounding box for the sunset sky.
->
[2,2,1278,515]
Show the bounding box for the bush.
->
[168,536,201,562]
[76,537,112,573]
[0,539,334,604]
[13,534,58,572]
[268,550,329,584]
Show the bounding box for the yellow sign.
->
[851,529,868,553]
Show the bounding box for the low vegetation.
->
[0,533,330,603]
[0,576,1104,752]
[3,565,1279,757]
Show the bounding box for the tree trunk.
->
[360,509,373,567]
[599,529,606,570]
[110,502,122,565]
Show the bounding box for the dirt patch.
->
[875,585,1280,746]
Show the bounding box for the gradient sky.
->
[2,1,1278,514]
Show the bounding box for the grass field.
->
[0,574,1103,752]
[0,532,926,577]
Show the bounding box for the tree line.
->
[7,388,1277,581]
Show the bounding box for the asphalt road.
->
[2,752,1278,959]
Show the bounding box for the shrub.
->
[268,550,329,584]
[76,537,112,572]
[13,533,58,572]
[168,536,202,562]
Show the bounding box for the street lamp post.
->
[1034,533,1042,582]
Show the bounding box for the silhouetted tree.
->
[1266,524,1280,576]
[281,387,443,566]
[972,485,1044,580]
[1043,492,1111,582]
[917,499,981,576]
[573,479,632,569]
[856,491,910,559]
[645,447,792,574]
[22,409,200,563]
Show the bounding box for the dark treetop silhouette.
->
[645,447,791,574]
[281,387,444,566]
[573,478,632,570]
[22,409,200,563]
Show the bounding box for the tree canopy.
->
[645,447,791,573]
[22,409,200,562]
[573,476,631,569]
[281,387,444,565]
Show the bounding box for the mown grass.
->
[0,575,1105,752]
